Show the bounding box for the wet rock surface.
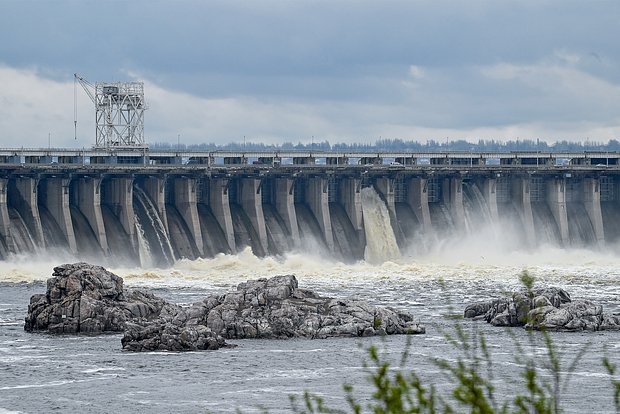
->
[464,287,620,331]
[25,263,424,352]
[24,263,178,334]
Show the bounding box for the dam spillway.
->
[1,149,620,266]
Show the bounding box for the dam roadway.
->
[0,148,619,265]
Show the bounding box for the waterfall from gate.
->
[361,187,400,264]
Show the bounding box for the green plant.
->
[288,270,608,414]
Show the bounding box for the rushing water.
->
[361,187,400,264]
[1,184,620,412]
[1,246,620,413]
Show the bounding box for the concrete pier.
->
[102,177,137,250]
[306,177,334,250]
[140,176,169,232]
[239,178,268,255]
[41,177,77,253]
[172,177,204,256]
[0,157,614,262]
[0,179,14,253]
[209,178,236,253]
[582,177,605,244]
[407,177,433,235]
[480,178,500,223]
[274,178,300,245]
[75,177,109,254]
[442,177,466,231]
[12,177,44,247]
[375,177,404,244]
[546,178,569,246]
[511,178,536,246]
[339,177,364,242]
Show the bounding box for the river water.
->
[1,244,620,413]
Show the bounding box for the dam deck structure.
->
[1,148,619,266]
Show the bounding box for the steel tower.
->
[75,74,147,149]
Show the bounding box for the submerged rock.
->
[25,263,423,352]
[464,287,620,332]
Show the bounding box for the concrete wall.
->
[12,177,44,247]
[102,177,137,250]
[141,176,169,232]
[173,177,204,256]
[511,178,536,246]
[480,178,500,223]
[546,178,569,246]
[239,178,268,255]
[75,177,109,254]
[441,177,466,231]
[0,179,14,253]
[305,177,334,251]
[374,177,404,245]
[209,178,236,253]
[41,178,77,253]
[339,177,364,243]
[407,177,433,236]
[274,178,300,245]
[583,177,605,244]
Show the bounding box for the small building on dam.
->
[0,148,619,266]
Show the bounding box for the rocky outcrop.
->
[24,263,180,334]
[121,275,424,351]
[25,263,423,352]
[203,275,424,339]
[464,287,620,331]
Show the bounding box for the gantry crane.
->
[74,73,147,149]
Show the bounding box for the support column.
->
[13,177,44,247]
[407,177,433,235]
[239,178,268,255]
[583,178,605,244]
[102,177,137,251]
[546,178,569,246]
[76,177,109,254]
[511,177,536,246]
[442,177,466,231]
[142,176,169,233]
[480,178,500,223]
[0,179,14,253]
[274,178,300,245]
[42,177,77,253]
[306,177,334,251]
[173,177,203,256]
[339,177,364,242]
[209,178,236,253]
[375,176,405,246]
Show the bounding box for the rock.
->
[24,263,179,334]
[199,275,425,339]
[463,287,572,328]
[465,286,617,332]
[122,274,424,348]
[525,300,603,331]
[26,263,424,352]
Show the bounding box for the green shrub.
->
[289,270,615,414]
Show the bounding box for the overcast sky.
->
[1,0,619,148]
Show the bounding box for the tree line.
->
[151,138,620,152]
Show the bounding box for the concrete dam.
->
[1,149,619,266]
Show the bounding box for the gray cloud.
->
[0,0,619,145]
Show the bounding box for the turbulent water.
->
[361,187,400,264]
[1,184,620,412]
[1,245,620,413]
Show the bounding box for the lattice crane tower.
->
[75,74,147,149]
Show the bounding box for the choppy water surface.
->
[1,247,620,413]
